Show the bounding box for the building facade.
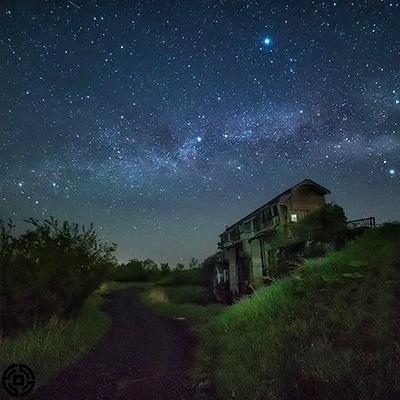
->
[218,179,331,298]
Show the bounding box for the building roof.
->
[221,179,330,234]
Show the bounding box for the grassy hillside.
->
[210,223,400,400]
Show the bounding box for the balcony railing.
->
[347,217,376,230]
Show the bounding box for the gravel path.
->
[29,287,194,400]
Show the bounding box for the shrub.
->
[292,203,348,250]
[176,263,185,271]
[0,218,116,333]
[160,262,171,275]
[210,223,400,400]
[0,290,111,389]
[112,258,160,282]
[158,253,222,287]
[157,267,205,286]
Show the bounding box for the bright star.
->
[262,36,272,46]
[196,136,202,142]
[389,168,396,176]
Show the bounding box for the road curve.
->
[29,287,194,400]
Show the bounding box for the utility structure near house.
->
[217,179,331,299]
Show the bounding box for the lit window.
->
[291,213,298,222]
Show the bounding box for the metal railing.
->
[347,217,376,230]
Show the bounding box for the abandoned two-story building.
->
[217,179,331,299]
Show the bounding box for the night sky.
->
[1,1,399,265]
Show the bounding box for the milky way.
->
[1,1,399,264]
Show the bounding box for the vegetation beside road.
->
[209,223,400,400]
[1,218,116,334]
[0,215,219,397]
[0,281,138,394]
[139,259,224,397]
[140,286,224,397]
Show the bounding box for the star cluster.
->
[1,1,399,263]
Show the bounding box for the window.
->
[229,228,240,241]
[243,220,253,233]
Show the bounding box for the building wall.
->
[250,239,263,287]
[221,182,329,296]
[225,247,239,295]
[281,186,326,211]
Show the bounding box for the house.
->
[217,179,331,299]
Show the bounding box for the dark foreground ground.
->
[29,287,194,400]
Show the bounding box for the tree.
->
[160,262,170,274]
[200,252,222,286]
[176,263,185,271]
[188,257,198,268]
[113,258,160,282]
[292,204,347,252]
[1,217,116,333]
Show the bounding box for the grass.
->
[140,284,224,394]
[157,267,207,286]
[100,280,153,293]
[148,284,214,305]
[141,285,222,325]
[209,223,400,400]
[0,281,141,398]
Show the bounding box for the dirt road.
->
[29,287,194,400]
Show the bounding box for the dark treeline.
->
[0,218,116,334]
[1,217,218,335]
[112,255,217,287]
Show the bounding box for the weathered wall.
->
[225,247,239,294]
[250,239,263,287]
[284,186,326,210]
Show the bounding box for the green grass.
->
[0,281,139,398]
[140,285,224,392]
[140,285,222,323]
[99,280,153,293]
[157,267,207,286]
[148,284,214,305]
[209,223,400,400]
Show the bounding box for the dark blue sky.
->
[1,1,399,264]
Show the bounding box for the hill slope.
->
[210,223,400,400]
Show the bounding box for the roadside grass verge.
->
[157,267,207,286]
[100,280,153,293]
[140,284,222,326]
[140,285,224,395]
[0,281,140,397]
[147,284,214,305]
[210,223,400,400]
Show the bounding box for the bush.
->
[112,258,160,282]
[158,253,222,287]
[157,267,205,286]
[210,223,400,400]
[0,290,111,391]
[0,218,116,333]
[292,203,348,250]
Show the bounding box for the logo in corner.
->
[2,364,35,397]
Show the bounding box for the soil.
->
[29,287,194,400]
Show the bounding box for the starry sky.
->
[1,1,399,265]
